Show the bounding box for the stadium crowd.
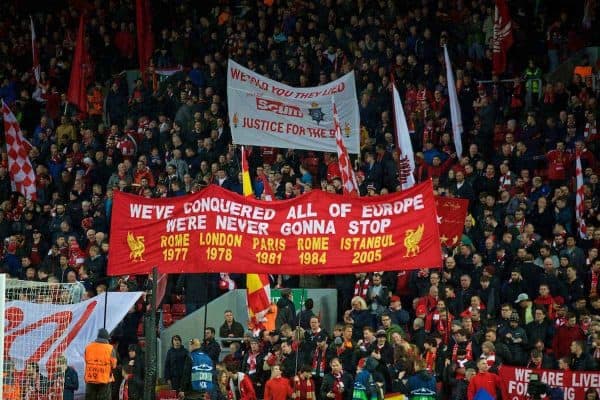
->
[1,0,600,399]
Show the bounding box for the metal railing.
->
[476,78,543,102]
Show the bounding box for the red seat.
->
[137,321,144,337]
[171,303,186,316]
[162,304,171,313]
[162,312,173,327]
[157,389,178,400]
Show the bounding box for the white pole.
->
[0,273,5,400]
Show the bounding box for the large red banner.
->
[435,197,469,247]
[498,365,600,400]
[108,181,442,275]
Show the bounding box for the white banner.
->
[4,292,142,398]
[227,59,360,154]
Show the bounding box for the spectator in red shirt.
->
[467,359,502,400]
[552,312,585,359]
[264,365,292,400]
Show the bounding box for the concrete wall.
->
[158,288,337,378]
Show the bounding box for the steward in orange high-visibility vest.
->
[3,359,21,400]
[84,328,117,400]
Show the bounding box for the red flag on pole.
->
[30,16,40,84]
[332,97,359,196]
[2,101,37,200]
[493,0,514,74]
[136,0,154,80]
[67,15,91,113]
[435,197,469,248]
[575,152,588,238]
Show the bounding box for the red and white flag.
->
[2,101,37,200]
[575,152,588,238]
[493,0,514,74]
[332,97,359,196]
[391,79,416,190]
[30,16,40,84]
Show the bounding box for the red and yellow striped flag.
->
[241,146,254,197]
[246,272,271,331]
[242,146,271,330]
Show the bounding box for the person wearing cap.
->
[164,335,188,392]
[84,328,117,400]
[304,327,326,373]
[504,312,528,365]
[370,330,393,388]
[384,295,410,329]
[514,293,534,325]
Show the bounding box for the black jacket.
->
[201,338,221,365]
[164,346,189,391]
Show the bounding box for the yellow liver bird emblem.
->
[127,232,145,262]
[404,224,424,257]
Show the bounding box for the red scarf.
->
[452,341,473,362]
[332,373,345,400]
[425,348,436,372]
[293,376,315,400]
[311,347,327,377]
[354,279,369,298]
[591,271,599,297]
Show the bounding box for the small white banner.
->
[5,292,142,398]
[227,59,360,154]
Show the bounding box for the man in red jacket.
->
[264,365,292,400]
[546,141,572,188]
[552,312,585,359]
[467,359,502,400]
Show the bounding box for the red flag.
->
[435,196,469,248]
[493,0,514,74]
[247,274,271,331]
[136,0,154,79]
[67,15,91,112]
[575,152,588,238]
[332,97,359,196]
[2,101,37,200]
[30,16,40,84]
[155,272,168,308]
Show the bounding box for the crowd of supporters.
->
[1,0,600,398]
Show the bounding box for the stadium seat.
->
[157,389,178,400]
[162,304,171,313]
[162,312,173,327]
[171,303,186,317]
[137,321,144,337]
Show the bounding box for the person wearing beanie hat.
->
[504,312,528,365]
[84,328,117,399]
